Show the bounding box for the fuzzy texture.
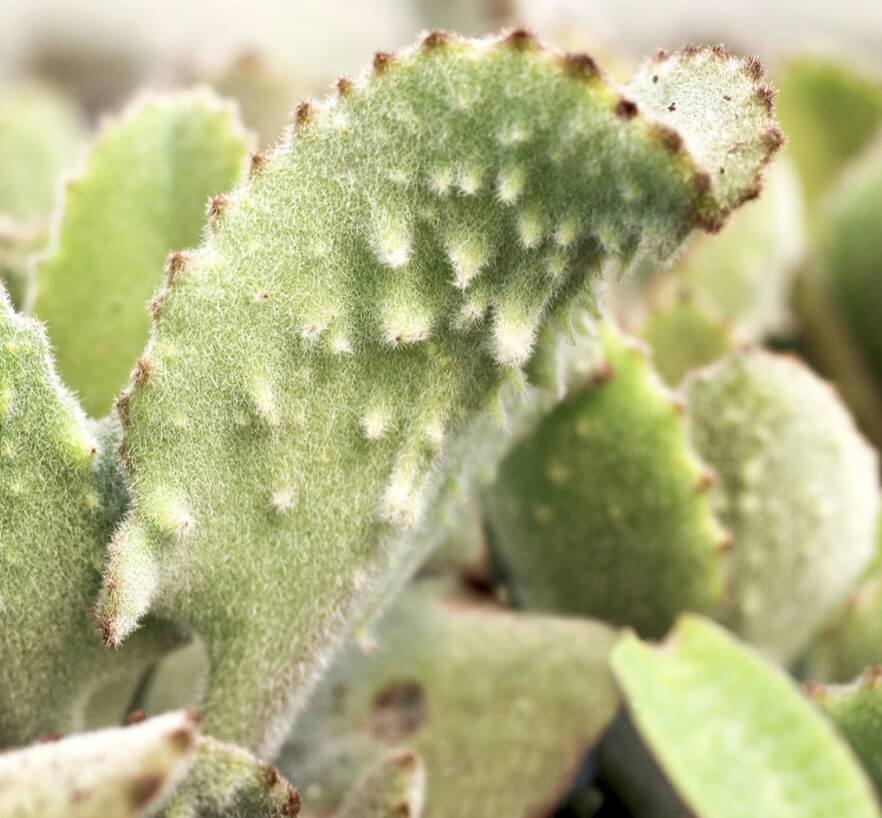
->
[485,322,728,637]
[686,351,880,661]
[94,31,780,755]
[808,669,882,795]
[819,139,882,387]
[0,291,182,744]
[31,90,251,416]
[612,616,880,818]
[642,156,803,354]
[281,581,619,818]
[0,710,199,818]
[335,750,426,818]
[161,735,300,818]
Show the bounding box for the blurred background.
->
[1,0,881,114]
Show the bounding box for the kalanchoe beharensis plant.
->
[2,22,882,818]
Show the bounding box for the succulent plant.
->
[2,18,882,818]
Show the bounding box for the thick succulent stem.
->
[94,30,780,755]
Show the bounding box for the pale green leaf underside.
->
[282,581,619,818]
[96,31,780,754]
[32,89,251,416]
[612,616,881,818]
[0,710,198,818]
[686,351,880,661]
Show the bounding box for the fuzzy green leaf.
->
[32,90,251,416]
[0,291,182,744]
[686,351,880,660]
[95,31,780,754]
[485,322,727,637]
[161,735,300,818]
[282,581,619,818]
[0,710,199,818]
[612,616,881,818]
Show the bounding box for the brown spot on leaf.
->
[561,52,598,80]
[667,101,676,112]
[250,152,268,177]
[165,251,188,285]
[370,680,428,742]
[130,774,164,808]
[336,77,353,96]
[294,101,312,127]
[126,709,146,725]
[421,30,450,50]
[373,51,394,73]
[134,357,152,385]
[615,98,639,120]
[503,28,536,50]
[650,123,683,153]
[744,56,764,81]
[763,127,784,153]
[207,194,228,227]
[590,361,616,386]
[755,85,775,112]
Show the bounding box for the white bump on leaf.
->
[362,406,391,440]
[272,488,295,513]
[429,166,454,195]
[517,209,545,249]
[493,309,538,367]
[382,467,427,528]
[497,164,525,204]
[554,216,579,248]
[381,301,433,346]
[373,214,412,269]
[457,165,483,195]
[446,235,489,290]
